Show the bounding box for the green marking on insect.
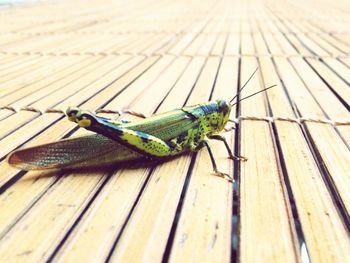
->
[7,69,275,182]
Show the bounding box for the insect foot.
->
[212,171,234,183]
[229,155,248,162]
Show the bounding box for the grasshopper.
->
[7,70,274,181]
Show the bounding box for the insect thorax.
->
[182,100,232,137]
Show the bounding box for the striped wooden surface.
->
[0,0,349,262]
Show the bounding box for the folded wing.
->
[7,134,141,170]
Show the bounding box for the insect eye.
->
[217,102,228,115]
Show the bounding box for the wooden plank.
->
[0,111,39,141]
[0,115,75,187]
[273,121,350,263]
[339,57,350,68]
[0,52,191,261]
[280,19,336,57]
[0,55,37,72]
[123,34,167,55]
[240,121,299,263]
[322,57,350,85]
[78,56,160,111]
[183,35,208,56]
[289,58,349,120]
[197,34,218,56]
[29,56,131,111]
[5,56,100,109]
[106,55,175,109]
[241,33,255,56]
[319,34,350,55]
[239,57,299,262]
[211,33,227,56]
[307,34,347,56]
[0,162,106,261]
[274,57,350,219]
[142,34,178,55]
[168,32,199,56]
[55,56,207,262]
[0,116,79,246]
[55,54,228,262]
[304,122,350,213]
[53,55,141,110]
[110,59,224,262]
[0,1,349,262]
[269,57,350,263]
[274,57,329,119]
[254,33,277,56]
[129,56,190,113]
[0,109,13,121]
[289,57,350,144]
[224,33,240,56]
[0,55,45,82]
[0,56,86,105]
[166,56,233,263]
[306,57,350,105]
[273,32,299,56]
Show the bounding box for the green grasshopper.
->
[8,70,274,180]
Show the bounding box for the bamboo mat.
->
[0,0,349,262]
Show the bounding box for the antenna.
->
[230,67,259,103]
[231,84,276,106]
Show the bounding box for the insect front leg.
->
[200,140,233,183]
[68,109,182,158]
[208,135,248,161]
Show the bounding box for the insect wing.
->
[7,134,141,170]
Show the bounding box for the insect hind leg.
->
[70,110,181,158]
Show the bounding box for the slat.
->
[306,58,350,105]
[0,56,87,105]
[240,121,299,262]
[238,57,299,262]
[273,121,350,262]
[2,56,102,108]
[0,115,75,186]
[0,0,349,262]
[268,57,350,262]
[30,56,131,110]
[0,111,39,141]
[289,57,350,144]
[322,57,350,84]
[166,56,233,263]
[55,56,207,262]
